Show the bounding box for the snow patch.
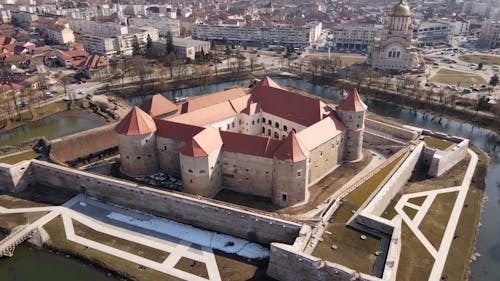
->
[107,212,269,259]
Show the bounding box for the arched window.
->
[263,117,266,123]
[262,127,265,133]
[292,128,296,133]
[188,169,193,173]
[282,135,286,140]
[252,120,255,125]
[275,122,279,128]
[268,129,271,136]
[274,132,279,139]
[268,120,272,125]
[283,125,288,131]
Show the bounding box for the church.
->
[367,0,417,71]
[115,77,367,207]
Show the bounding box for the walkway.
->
[0,195,222,281]
[394,149,478,281]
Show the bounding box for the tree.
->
[477,62,483,70]
[145,34,153,58]
[132,35,142,56]
[210,40,216,51]
[489,73,499,86]
[165,31,174,55]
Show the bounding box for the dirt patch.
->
[214,250,273,281]
[0,212,47,233]
[174,257,209,279]
[4,184,79,206]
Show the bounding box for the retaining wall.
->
[28,160,301,245]
[428,139,469,177]
[0,161,36,192]
[366,119,418,141]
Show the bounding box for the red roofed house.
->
[55,49,88,68]
[115,77,367,207]
[80,54,109,79]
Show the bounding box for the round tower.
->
[115,106,159,177]
[337,89,367,162]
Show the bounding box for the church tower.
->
[367,0,416,71]
[337,89,367,162]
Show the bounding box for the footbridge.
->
[0,225,35,257]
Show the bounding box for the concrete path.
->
[0,195,222,281]
[394,149,478,281]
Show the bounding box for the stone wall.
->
[156,137,182,176]
[28,160,301,245]
[221,151,274,198]
[428,138,469,177]
[118,133,159,177]
[267,242,381,281]
[0,161,36,192]
[361,142,424,219]
[308,134,343,184]
[364,131,406,147]
[366,119,418,141]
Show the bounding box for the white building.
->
[330,24,383,51]
[368,0,417,71]
[45,24,75,44]
[192,21,322,47]
[462,0,500,19]
[82,35,118,57]
[128,16,180,37]
[0,9,11,24]
[69,19,128,38]
[172,37,211,60]
[413,19,452,47]
[479,20,500,49]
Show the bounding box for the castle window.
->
[292,128,296,133]
[148,154,151,158]
[297,170,302,177]
[239,120,242,125]
[136,156,141,159]
[281,193,287,203]
[145,139,148,143]
[252,120,255,125]
[283,125,288,131]
[190,179,193,183]
[263,117,266,123]
[268,129,271,136]
[320,151,323,157]
[227,124,230,130]
[163,146,167,151]
[349,115,352,119]
[199,170,205,174]
[268,120,272,125]
[232,122,235,128]
[357,124,360,128]
[274,132,279,139]
[282,135,286,140]
[275,122,279,128]
[125,156,129,159]
[188,169,193,173]
[257,119,260,123]
[262,127,265,134]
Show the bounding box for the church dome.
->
[390,0,411,17]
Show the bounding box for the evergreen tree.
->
[145,34,153,58]
[132,35,142,56]
[165,31,174,55]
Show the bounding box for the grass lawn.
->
[402,206,418,220]
[312,152,406,274]
[424,137,454,151]
[429,68,487,87]
[73,220,170,263]
[396,222,434,281]
[44,216,183,281]
[174,257,209,279]
[0,212,47,233]
[419,192,458,249]
[0,150,39,164]
[340,56,366,67]
[408,196,426,206]
[441,147,487,281]
[459,54,500,65]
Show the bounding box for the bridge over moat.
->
[0,224,34,257]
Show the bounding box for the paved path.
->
[394,149,478,281]
[0,195,222,281]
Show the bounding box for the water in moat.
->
[1,78,499,281]
[0,110,107,147]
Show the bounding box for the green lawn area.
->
[396,223,435,281]
[424,137,455,151]
[312,152,407,274]
[0,150,39,164]
[43,216,182,281]
[340,56,366,67]
[408,196,426,206]
[429,68,487,87]
[459,54,500,65]
[419,192,458,249]
[402,206,418,220]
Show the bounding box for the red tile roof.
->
[180,88,247,113]
[0,36,15,46]
[250,77,324,126]
[115,106,157,136]
[220,131,282,158]
[274,132,309,163]
[337,88,367,112]
[296,115,345,151]
[154,119,204,141]
[179,127,223,157]
[141,94,179,117]
[82,54,109,71]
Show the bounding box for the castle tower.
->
[115,106,159,177]
[272,132,309,207]
[337,89,367,162]
[178,127,222,197]
[388,0,412,33]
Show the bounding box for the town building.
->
[367,0,417,71]
[80,54,109,79]
[479,20,500,49]
[169,37,210,60]
[115,77,367,207]
[330,24,383,51]
[191,21,322,47]
[128,16,180,37]
[45,24,75,45]
[413,19,452,47]
[55,49,88,68]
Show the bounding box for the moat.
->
[0,78,498,281]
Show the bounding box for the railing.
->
[0,225,34,257]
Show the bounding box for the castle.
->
[115,77,367,207]
[367,0,417,71]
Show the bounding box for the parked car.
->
[462,88,473,94]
